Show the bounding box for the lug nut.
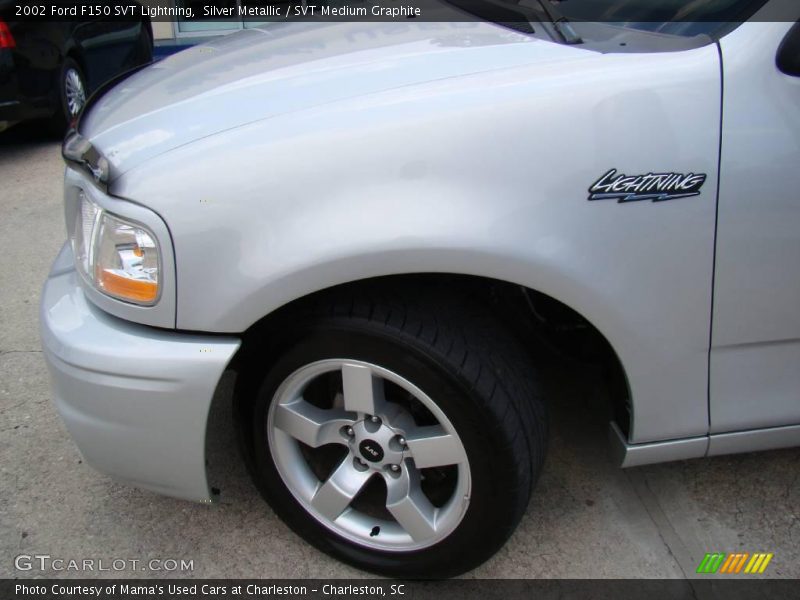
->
[345,426,355,437]
[355,457,366,466]
[390,464,401,472]
[397,436,407,447]
[370,415,381,425]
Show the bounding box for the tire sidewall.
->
[249,321,523,577]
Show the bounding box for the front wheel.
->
[246,286,547,577]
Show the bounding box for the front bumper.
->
[40,244,241,502]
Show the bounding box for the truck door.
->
[711,20,800,439]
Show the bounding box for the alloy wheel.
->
[64,68,86,117]
[267,359,471,551]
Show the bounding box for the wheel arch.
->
[223,272,633,474]
[45,36,86,115]
[63,40,87,74]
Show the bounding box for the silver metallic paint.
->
[42,2,800,498]
[707,423,800,456]
[104,23,722,446]
[40,244,240,501]
[711,20,800,432]
[609,423,708,468]
[610,421,800,468]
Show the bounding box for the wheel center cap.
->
[350,419,404,469]
[359,439,384,463]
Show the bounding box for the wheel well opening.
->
[227,274,632,460]
[65,49,85,72]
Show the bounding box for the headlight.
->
[71,192,160,305]
[73,192,100,277]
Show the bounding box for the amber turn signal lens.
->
[96,269,159,304]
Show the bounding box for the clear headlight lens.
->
[94,213,159,304]
[73,193,100,276]
[70,192,160,305]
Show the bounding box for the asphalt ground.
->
[1,123,798,582]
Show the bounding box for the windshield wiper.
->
[519,0,583,44]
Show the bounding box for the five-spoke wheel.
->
[268,360,471,551]
[246,285,546,577]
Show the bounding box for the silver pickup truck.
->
[40,0,800,577]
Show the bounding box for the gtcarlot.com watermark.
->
[14,554,194,573]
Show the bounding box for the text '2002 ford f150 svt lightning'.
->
[40,0,800,577]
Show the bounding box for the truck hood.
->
[82,17,589,177]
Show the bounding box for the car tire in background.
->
[51,57,86,133]
[244,283,548,577]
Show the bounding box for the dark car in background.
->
[0,0,152,133]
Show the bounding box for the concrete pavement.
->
[0,124,798,581]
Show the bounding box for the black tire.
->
[50,57,86,134]
[245,282,547,577]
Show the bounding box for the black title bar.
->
[3,0,799,23]
[3,579,800,600]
